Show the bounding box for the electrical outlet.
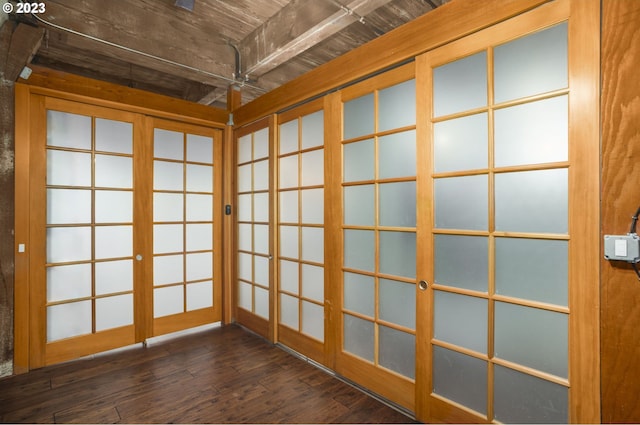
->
[604,234,640,263]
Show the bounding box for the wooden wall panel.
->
[601,0,640,422]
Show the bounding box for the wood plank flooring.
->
[0,324,417,423]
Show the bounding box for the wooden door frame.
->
[13,73,227,372]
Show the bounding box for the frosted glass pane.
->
[186,223,212,251]
[495,302,568,377]
[344,314,374,362]
[379,326,415,379]
[434,175,488,230]
[96,190,133,223]
[254,224,269,254]
[154,128,183,160]
[253,192,269,222]
[47,264,91,302]
[379,131,416,179]
[496,238,568,305]
[186,164,213,193]
[95,155,132,189]
[433,346,487,415]
[379,182,416,228]
[280,293,299,329]
[47,226,91,263]
[186,194,213,222]
[302,227,323,263]
[154,286,184,318]
[154,161,183,191]
[238,253,252,281]
[302,301,324,341]
[301,110,324,149]
[238,223,252,251]
[238,194,252,222]
[379,231,416,279]
[153,255,183,286]
[254,255,270,287]
[301,149,324,186]
[47,189,91,224]
[96,294,133,331]
[153,224,183,254]
[279,154,299,189]
[280,119,299,154]
[238,164,252,193]
[95,118,132,154]
[253,160,269,191]
[343,272,374,317]
[95,260,133,295]
[434,51,487,117]
[238,281,252,311]
[379,79,416,131]
[343,139,374,182]
[344,185,375,226]
[95,225,132,259]
[153,193,183,222]
[494,22,568,103]
[47,110,91,149]
[254,286,270,319]
[47,301,91,342]
[344,230,375,272]
[495,96,568,167]
[435,235,488,292]
[301,188,323,224]
[344,93,374,139]
[280,226,299,259]
[302,264,324,302]
[434,113,488,173]
[494,365,568,423]
[495,169,567,234]
[238,134,252,163]
[47,150,91,187]
[434,291,487,353]
[253,128,269,160]
[379,278,415,329]
[186,134,213,164]
[186,252,213,281]
[187,281,213,311]
[279,190,298,223]
[280,260,299,294]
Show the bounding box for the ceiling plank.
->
[240,0,395,78]
[36,1,236,84]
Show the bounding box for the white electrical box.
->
[604,234,640,263]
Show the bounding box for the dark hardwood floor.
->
[0,324,417,423]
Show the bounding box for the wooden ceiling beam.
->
[0,22,45,82]
[240,0,395,78]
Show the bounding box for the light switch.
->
[18,243,25,253]
[615,239,628,257]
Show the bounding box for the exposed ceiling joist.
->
[8,0,445,107]
[240,0,395,78]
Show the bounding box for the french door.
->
[234,118,274,339]
[336,64,418,410]
[29,97,222,367]
[229,1,598,421]
[276,100,327,363]
[415,1,599,423]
